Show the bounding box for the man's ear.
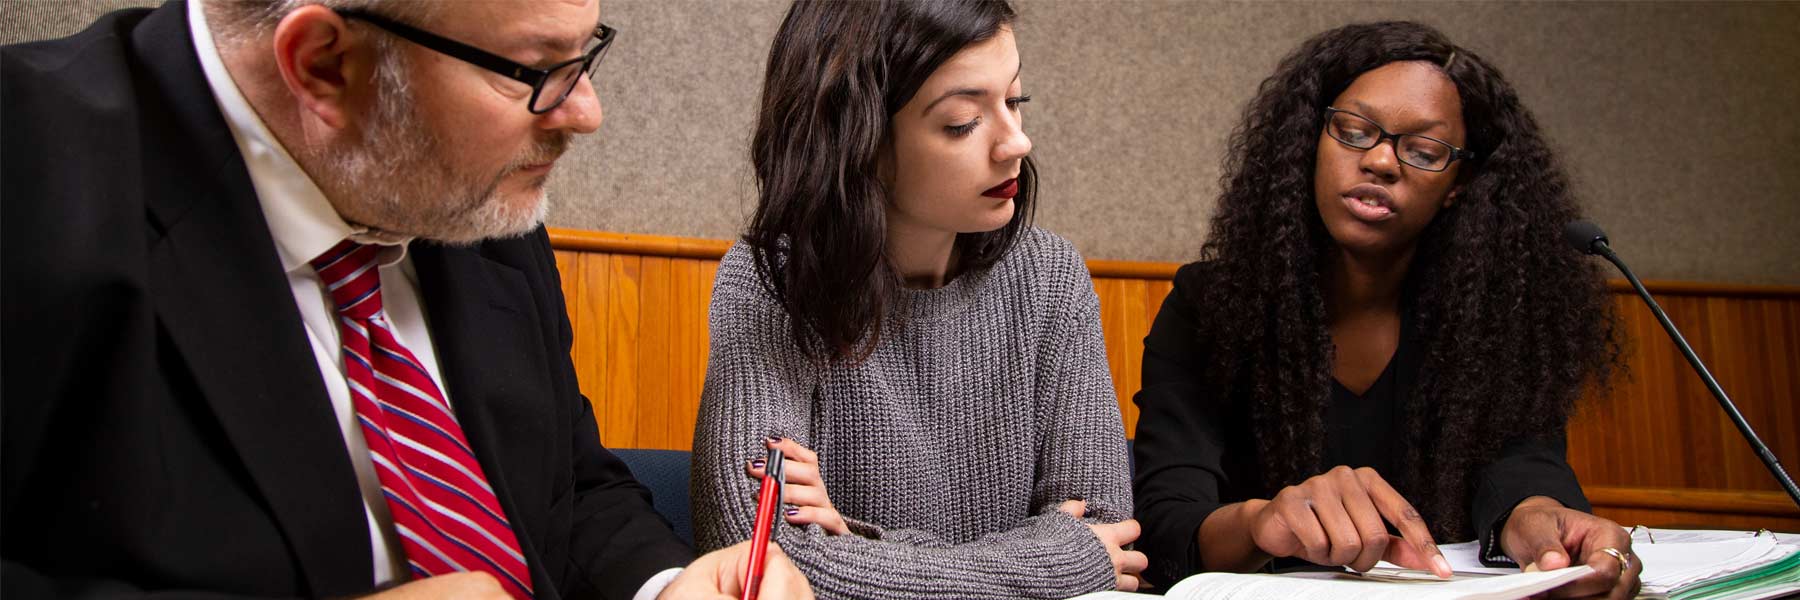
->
[270,5,371,130]
[1445,184,1462,208]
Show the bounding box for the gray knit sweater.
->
[692,228,1132,600]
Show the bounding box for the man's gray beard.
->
[311,49,552,246]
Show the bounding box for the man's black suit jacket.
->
[0,3,695,598]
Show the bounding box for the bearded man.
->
[1,2,808,598]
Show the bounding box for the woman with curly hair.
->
[1132,21,1639,599]
[692,1,1145,598]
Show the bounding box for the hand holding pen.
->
[654,539,811,600]
[742,443,787,600]
[746,436,850,535]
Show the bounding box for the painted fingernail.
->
[766,435,783,443]
[751,459,765,469]
[785,507,799,516]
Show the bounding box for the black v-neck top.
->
[1325,338,1406,486]
[1130,262,1590,587]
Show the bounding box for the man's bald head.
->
[202,0,436,50]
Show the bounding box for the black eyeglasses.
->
[337,9,615,115]
[1322,107,1475,172]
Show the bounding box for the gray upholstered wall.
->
[7,1,1798,284]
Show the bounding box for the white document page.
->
[1158,565,1593,600]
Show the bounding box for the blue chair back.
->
[1127,438,1136,475]
[610,448,694,546]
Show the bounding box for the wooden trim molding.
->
[1585,486,1800,518]
[1601,279,1800,299]
[1087,259,1182,280]
[545,228,1800,297]
[548,227,733,260]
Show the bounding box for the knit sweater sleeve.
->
[1029,263,1136,526]
[691,243,1120,600]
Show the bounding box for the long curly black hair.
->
[1195,21,1621,539]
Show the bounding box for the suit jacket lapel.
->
[410,242,559,592]
[134,3,372,594]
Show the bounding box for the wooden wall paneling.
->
[1771,299,1800,485]
[1576,294,1703,489]
[603,254,642,448]
[1639,293,1691,488]
[1670,294,1793,491]
[1657,295,1708,489]
[1571,292,1800,497]
[1090,276,1174,438]
[666,258,716,450]
[636,257,675,449]
[1698,295,1748,490]
[1708,298,1754,487]
[1094,278,1133,437]
[554,250,614,442]
[1710,297,1800,491]
[1118,278,1151,438]
[1669,295,1724,488]
[553,249,579,316]
[1685,294,1740,490]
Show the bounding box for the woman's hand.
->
[746,436,850,535]
[1248,466,1451,577]
[1501,496,1641,599]
[1058,500,1150,592]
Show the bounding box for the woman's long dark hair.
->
[1197,21,1620,539]
[746,0,1038,363]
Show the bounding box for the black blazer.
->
[0,3,693,598]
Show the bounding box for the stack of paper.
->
[1629,528,1800,600]
[1371,528,1800,600]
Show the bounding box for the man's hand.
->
[1501,496,1640,600]
[659,540,814,600]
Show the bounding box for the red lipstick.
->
[982,178,1019,199]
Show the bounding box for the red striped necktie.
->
[311,240,534,598]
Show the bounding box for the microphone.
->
[1564,220,1800,509]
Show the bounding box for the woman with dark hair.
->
[692,1,1145,598]
[1132,21,1640,599]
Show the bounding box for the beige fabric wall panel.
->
[7,1,1797,284]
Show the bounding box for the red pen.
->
[742,446,785,600]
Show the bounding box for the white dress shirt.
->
[186,4,679,597]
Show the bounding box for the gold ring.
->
[1598,547,1631,578]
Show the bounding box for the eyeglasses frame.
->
[1322,107,1476,172]
[336,9,615,115]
